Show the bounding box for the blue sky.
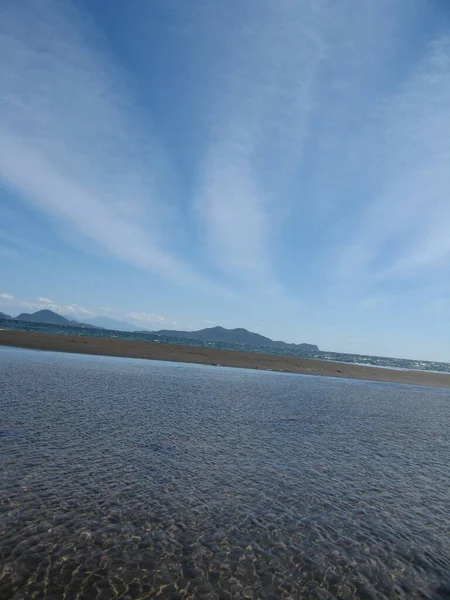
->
[1,0,450,361]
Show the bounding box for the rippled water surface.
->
[1,347,450,599]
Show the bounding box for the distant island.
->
[2,309,319,351]
[14,309,98,329]
[153,325,319,351]
[15,309,77,326]
[12,310,146,332]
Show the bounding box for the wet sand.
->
[1,329,450,388]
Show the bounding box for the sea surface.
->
[1,347,450,599]
[2,318,450,374]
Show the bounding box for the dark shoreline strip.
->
[1,330,450,388]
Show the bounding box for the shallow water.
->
[1,347,450,599]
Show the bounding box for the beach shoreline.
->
[1,329,450,388]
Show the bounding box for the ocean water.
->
[2,318,450,374]
[1,347,450,599]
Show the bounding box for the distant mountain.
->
[0,311,12,320]
[15,309,97,329]
[79,316,145,332]
[10,311,319,350]
[153,325,319,351]
[15,309,72,325]
[15,311,141,332]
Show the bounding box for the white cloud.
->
[361,294,390,310]
[0,246,18,259]
[332,35,450,289]
[194,1,326,284]
[3,292,167,324]
[19,299,93,316]
[2,0,449,347]
[126,312,165,324]
[0,226,54,258]
[62,304,93,316]
[0,0,222,294]
[203,320,216,327]
[4,293,170,324]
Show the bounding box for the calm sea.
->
[2,318,450,374]
[1,346,450,599]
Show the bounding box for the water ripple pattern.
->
[1,347,450,599]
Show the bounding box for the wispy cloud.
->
[0,226,54,259]
[0,0,219,292]
[332,35,450,290]
[0,246,18,259]
[2,292,170,323]
[18,298,93,316]
[193,1,326,284]
[2,0,450,356]
[125,312,165,325]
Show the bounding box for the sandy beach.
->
[1,330,449,388]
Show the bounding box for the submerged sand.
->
[1,330,449,388]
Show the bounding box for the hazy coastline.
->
[2,330,450,388]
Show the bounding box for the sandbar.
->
[1,330,449,388]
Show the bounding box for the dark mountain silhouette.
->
[15,309,72,325]
[14,309,97,328]
[0,311,12,320]
[11,311,319,350]
[153,325,319,351]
